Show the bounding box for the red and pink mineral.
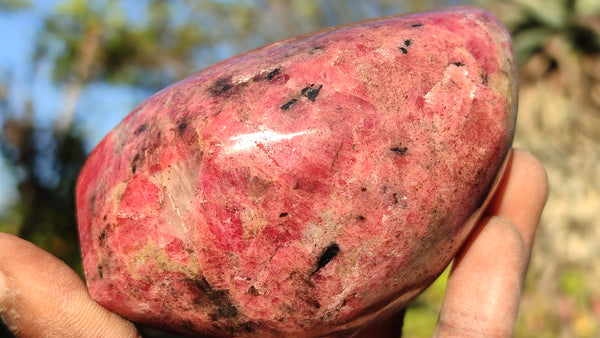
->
[76,7,517,337]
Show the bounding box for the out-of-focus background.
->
[1,0,598,337]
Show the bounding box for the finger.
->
[0,233,140,338]
[434,216,525,337]
[485,149,549,254]
[434,150,548,337]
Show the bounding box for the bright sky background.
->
[1,2,56,211]
[0,1,232,212]
[0,1,142,211]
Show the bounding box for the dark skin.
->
[0,149,547,337]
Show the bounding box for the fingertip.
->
[512,149,549,202]
[435,216,527,337]
[0,233,140,338]
[486,149,548,251]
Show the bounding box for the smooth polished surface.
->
[76,7,517,337]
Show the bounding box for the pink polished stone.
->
[76,7,517,337]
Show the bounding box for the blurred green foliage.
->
[559,268,589,304]
[402,267,449,337]
[495,0,600,66]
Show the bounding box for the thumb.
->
[0,233,139,338]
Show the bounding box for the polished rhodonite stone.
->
[76,7,517,337]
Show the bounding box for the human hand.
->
[0,149,547,337]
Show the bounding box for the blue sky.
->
[1,2,56,211]
[1,1,59,125]
[0,1,141,211]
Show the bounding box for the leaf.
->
[511,0,569,28]
[512,27,556,65]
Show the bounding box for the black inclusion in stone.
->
[134,124,147,135]
[390,146,408,155]
[309,45,323,54]
[301,84,323,101]
[313,243,340,275]
[209,77,233,96]
[266,67,281,80]
[192,277,239,319]
[280,98,298,110]
[177,120,188,134]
